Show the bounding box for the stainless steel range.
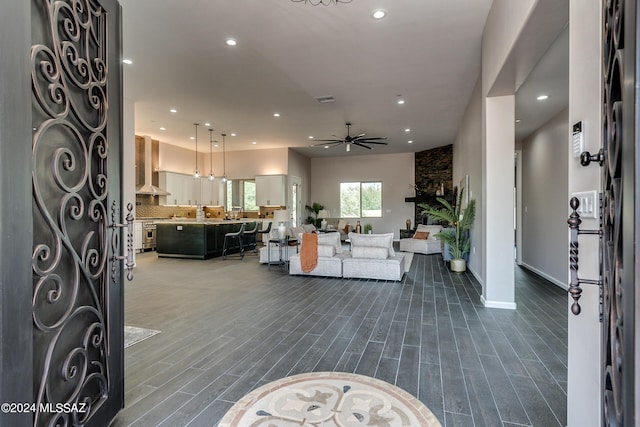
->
[142,221,157,251]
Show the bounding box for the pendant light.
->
[208,128,215,181]
[193,123,200,178]
[221,133,227,182]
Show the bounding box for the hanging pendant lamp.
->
[208,128,215,181]
[193,123,200,178]
[221,133,227,182]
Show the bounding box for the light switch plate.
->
[571,190,598,219]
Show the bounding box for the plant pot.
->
[450,258,466,273]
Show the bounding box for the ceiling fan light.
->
[346,144,351,152]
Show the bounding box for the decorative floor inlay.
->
[219,371,442,426]
[124,325,160,348]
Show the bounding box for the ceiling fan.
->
[312,122,388,152]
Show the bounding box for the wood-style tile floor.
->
[112,250,567,427]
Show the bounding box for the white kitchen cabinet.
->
[255,174,286,206]
[159,171,201,205]
[201,178,222,206]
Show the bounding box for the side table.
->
[267,238,298,270]
[400,229,416,239]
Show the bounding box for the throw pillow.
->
[318,232,342,255]
[351,246,389,260]
[348,232,395,257]
[317,244,336,257]
[413,231,429,240]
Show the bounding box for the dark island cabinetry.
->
[156,221,258,259]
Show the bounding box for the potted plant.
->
[364,223,373,234]
[305,202,325,228]
[418,187,476,272]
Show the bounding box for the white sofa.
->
[399,224,443,255]
[342,233,406,281]
[289,232,348,277]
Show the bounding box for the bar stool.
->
[222,223,245,259]
[256,222,272,246]
[243,222,259,254]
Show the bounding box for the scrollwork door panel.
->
[31,0,124,426]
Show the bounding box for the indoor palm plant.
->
[305,202,325,228]
[419,187,476,272]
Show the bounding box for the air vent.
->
[315,95,335,103]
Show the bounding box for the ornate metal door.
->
[568,0,638,425]
[30,0,132,426]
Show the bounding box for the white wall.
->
[453,77,483,280]
[521,108,568,288]
[310,153,415,240]
[567,0,602,424]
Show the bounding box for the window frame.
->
[339,181,383,218]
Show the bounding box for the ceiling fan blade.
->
[355,136,387,141]
[311,141,342,147]
[359,141,388,145]
[353,142,372,149]
[354,133,366,138]
[313,139,344,143]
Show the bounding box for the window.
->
[340,181,382,218]
[244,180,257,211]
[226,179,258,211]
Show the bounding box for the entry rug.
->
[124,325,160,348]
[218,371,441,426]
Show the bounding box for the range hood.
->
[135,137,170,196]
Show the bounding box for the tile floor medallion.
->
[124,325,161,348]
[218,371,442,426]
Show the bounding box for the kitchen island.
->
[156,219,260,259]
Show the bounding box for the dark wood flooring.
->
[111,250,567,427]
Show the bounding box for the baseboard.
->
[519,262,568,290]
[467,264,483,286]
[480,295,517,310]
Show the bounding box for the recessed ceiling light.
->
[324,145,329,149]
[226,38,237,46]
[160,127,166,131]
[252,141,257,145]
[170,108,177,113]
[122,59,133,65]
[397,99,405,105]
[308,136,314,139]
[230,133,237,137]
[516,119,521,123]
[405,128,411,132]
[204,122,211,127]
[408,140,413,144]
[371,9,387,19]
[537,94,549,101]
[273,113,280,117]
[214,144,219,147]
[190,136,195,140]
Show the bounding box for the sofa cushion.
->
[317,244,336,257]
[348,232,395,257]
[317,231,342,255]
[351,246,389,260]
[302,224,317,233]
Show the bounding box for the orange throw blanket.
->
[300,232,318,273]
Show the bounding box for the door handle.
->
[580,149,604,167]
[110,201,135,281]
[567,197,603,318]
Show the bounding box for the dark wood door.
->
[30,0,126,426]
[602,0,637,425]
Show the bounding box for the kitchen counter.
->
[156,220,261,259]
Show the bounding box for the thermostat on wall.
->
[572,121,584,158]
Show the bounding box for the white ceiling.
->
[121,0,568,157]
